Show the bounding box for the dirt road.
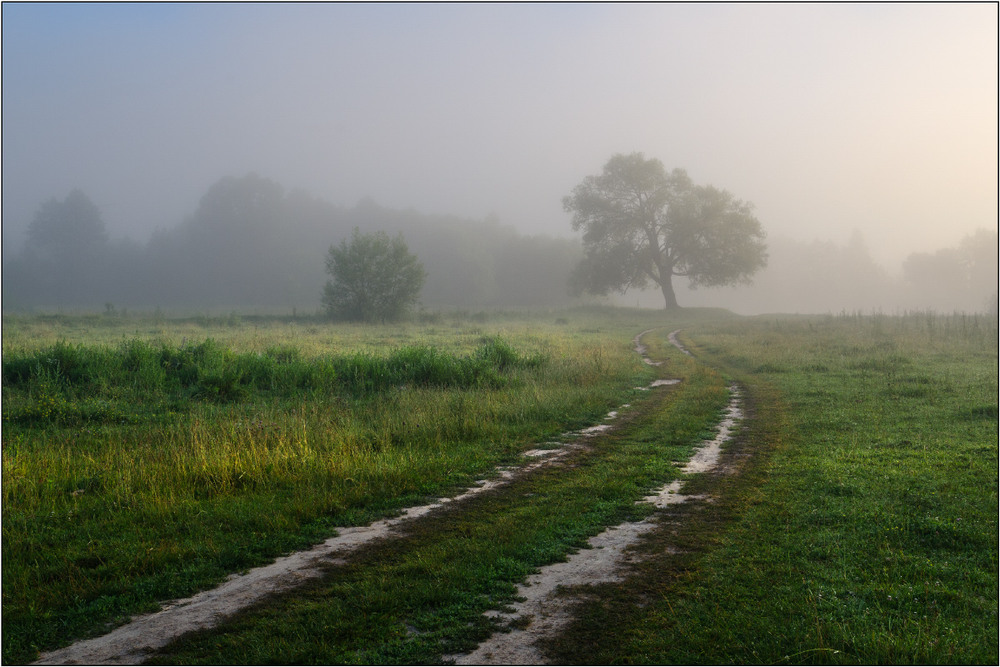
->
[35,329,744,666]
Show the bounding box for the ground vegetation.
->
[1,308,995,664]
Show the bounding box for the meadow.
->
[2,307,713,663]
[551,312,998,665]
[2,308,996,664]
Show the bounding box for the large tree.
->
[564,153,767,309]
[322,228,426,322]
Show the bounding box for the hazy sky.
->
[3,2,997,268]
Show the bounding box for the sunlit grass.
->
[2,307,723,663]
[141,333,731,665]
[13,308,987,665]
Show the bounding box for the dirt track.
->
[35,328,743,666]
[452,379,742,664]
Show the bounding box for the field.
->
[2,308,996,664]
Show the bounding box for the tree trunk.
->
[660,273,679,309]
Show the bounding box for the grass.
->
[1,336,545,425]
[1,306,732,664]
[143,324,730,664]
[3,308,995,665]
[548,313,998,665]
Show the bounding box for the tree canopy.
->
[563,153,767,309]
[26,189,108,259]
[322,228,426,322]
[6,190,113,305]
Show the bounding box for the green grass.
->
[4,308,994,665]
[1,336,545,425]
[549,313,998,665]
[142,328,730,664]
[1,307,733,664]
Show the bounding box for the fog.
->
[2,3,997,314]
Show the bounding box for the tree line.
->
[3,157,994,316]
[1,174,583,313]
[563,153,996,314]
[662,228,998,315]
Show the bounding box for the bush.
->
[322,228,426,322]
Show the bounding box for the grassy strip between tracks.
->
[1,307,732,664]
[140,336,729,664]
[6,309,993,665]
[548,313,998,665]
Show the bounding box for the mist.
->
[628,229,998,315]
[2,3,996,314]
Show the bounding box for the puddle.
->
[633,329,664,366]
[575,423,614,436]
[639,378,680,390]
[668,329,692,356]
[635,327,691,362]
[641,479,690,506]
[682,385,742,474]
[522,448,562,458]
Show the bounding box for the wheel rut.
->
[451,330,742,665]
[34,328,742,666]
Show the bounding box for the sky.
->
[3,2,997,269]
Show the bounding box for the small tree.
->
[322,228,426,322]
[564,153,767,309]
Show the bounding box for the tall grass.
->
[2,336,545,426]
[2,309,686,664]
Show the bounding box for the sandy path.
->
[33,331,683,665]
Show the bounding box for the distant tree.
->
[322,228,426,322]
[6,189,112,305]
[563,153,767,309]
[679,232,894,314]
[145,173,309,306]
[902,228,999,312]
[495,233,584,307]
[25,189,108,259]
